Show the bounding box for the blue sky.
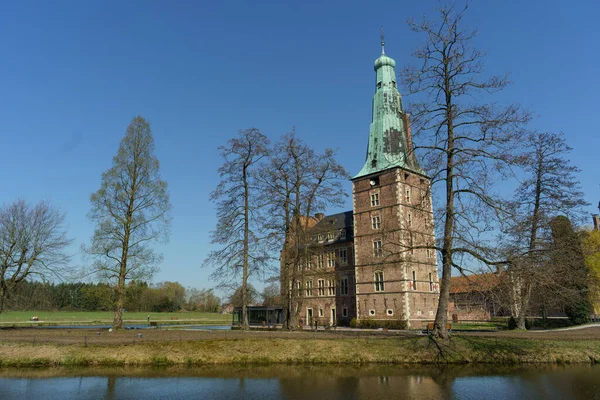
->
[1,1,599,298]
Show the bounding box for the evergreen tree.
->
[549,216,592,325]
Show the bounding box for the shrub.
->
[507,316,517,330]
[350,318,358,328]
[565,300,592,325]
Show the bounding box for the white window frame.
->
[318,279,325,296]
[407,213,412,227]
[317,254,324,269]
[372,215,381,230]
[327,280,335,296]
[327,251,335,268]
[370,192,380,207]
[405,188,411,203]
[374,271,384,292]
[338,247,348,266]
[327,232,334,241]
[339,229,346,240]
[373,240,383,258]
[429,272,434,292]
[306,280,313,297]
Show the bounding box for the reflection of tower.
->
[351,41,439,327]
[107,376,116,397]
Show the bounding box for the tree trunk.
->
[113,278,125,329]
[515,160,543,330]
[433,74,455,339]
[241,163,250,330]
[113,178,135,330]
[517,283,532,329]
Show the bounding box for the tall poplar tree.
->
[85,116,171,329]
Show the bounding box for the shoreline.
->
[1,328,600,367]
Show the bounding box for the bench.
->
[426,322,452,334]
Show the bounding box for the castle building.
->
[286,43,439,328]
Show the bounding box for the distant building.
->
[281,42,439,328]
[448,273,504,321]
[220,303,234,314]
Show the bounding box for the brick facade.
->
[286,212,357,327]
[352,168,438,328]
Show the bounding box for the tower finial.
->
[380,26,385,55]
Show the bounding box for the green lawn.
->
[0,311,231,325]
[451,321,504,331]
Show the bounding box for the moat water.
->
[0,364,598,399]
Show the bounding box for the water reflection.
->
[0,364,599,399]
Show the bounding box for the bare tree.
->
[261,283,281,306]
[229,283,259,308]
[203,128,270,329]
[0,199,72,311]
[186,287,221,312]
[401,3,530,338]
[259,131,349,329]
[85,116,171,329]
[503,132,588,328]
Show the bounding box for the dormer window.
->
[340,229,346,240]
[327,232,334,241]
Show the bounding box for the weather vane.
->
[380,26,385,55]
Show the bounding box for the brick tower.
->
[351,40,439,328]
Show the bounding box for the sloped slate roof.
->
[309,211,353,233]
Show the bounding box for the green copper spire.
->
[353,43,423,179]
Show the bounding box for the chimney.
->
[593,214,600,231]
[315,213,325,221]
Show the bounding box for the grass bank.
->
[0,311,231,327]
[1,329,600,367]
